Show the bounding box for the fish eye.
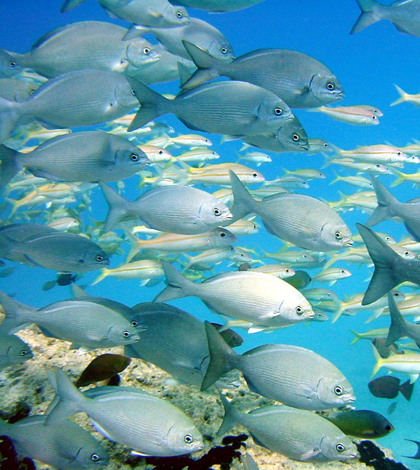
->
[176,11,183,18]
[219,232,227,238]
[326,82,335,91]
[221,47,228,54]
[335,230,342,240]
[159,150,163,154]
[184,434,193,443]
[274,107,283,116]
[336,444,345,452]
[123,331,131,338]
[131,89,136,96]
[96,255,104,262]
[334,385,343,395]
[292,133,299,141]
[252,172,258,177]
[323,142,329,147]
[143,47,151,55]
[213,208,222,216]
[9,61,18,68]
[131,320,138,327]
[91,454,100,461]
[295,306,304,315]
[131,153,140,162]
[372,115,377,120]
[20,350,28,356]
[393,292,401,297]
[397,152,402,156]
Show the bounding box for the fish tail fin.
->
[123,228,142,263]
[180,41,221,90]
[90,268,109,286]
[217,393,241,437]
[99,182,134,233]
[390,85,408,106]
[357,224,404,305]
[385,292,407,346]
[349,330,362,345]
[350,0,381,34]
[153,261,194,302]
[370,342,384,378]
[228,170,257,222]
[0,145,21,190]
[365,175,399,226]
[331,304,344,323]
[44,366,85,425]
[126,77,168,132]
[60,0,88,12]
[399,379,415,401]
[201,321,239,391]
[0,290,34,333]
[122,24,149,41]
[389,168,405,187]
[0,96,21,142]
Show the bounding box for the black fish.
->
[368,375,414,401]
[75,354,131,387]
[404,440,420,459]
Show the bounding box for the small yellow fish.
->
[391,85,420,107]
[311,105,380,125]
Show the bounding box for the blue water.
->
[2,0,420,467]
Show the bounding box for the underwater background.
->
[2,0,420,468]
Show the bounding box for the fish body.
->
[154,261,314,331]
[127,78,294,137]
[368,375,414,400]
[325,410,394,438]
[202,322,355,409]
[171,0,264,11]
[371,345,420,383]
[218,395,357,462]
[100,182,232,233]
[0,292,140,350]
[92,259,163,285]
[0,415,108,470]
[0,69,139,143]
[181,43,344,108]
[8,21,159,79]
[229,171,352,251]
[351,0,420,37]
[311,105,379,125]
[76,354,132,387]
[0,131,149,188]
[45,367,204,457]
[125,17,234,61]
[0,331,33,369]
[0,223,109,273]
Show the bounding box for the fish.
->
[125,17,234,62]
[45,366,204,457]
[171,0,265,12]
[365,175,420,241]
[0,331,33,370]
[351,0,420,37]
[61,0,189,28]
[0,131,150,188]
[391,84,420,107]
[324,410,394,438]
[368,375,414,400]
[357,223,420,305]
[154,261,314,331]
[182,246,251,271]
[92,259,163,286]
[0,78,38,102]
[0,291,140,350]
[385,292,420,348]
[0,223,109,273]
[181,42,344,108]
[371,344,420,383]
[229,170,353,251]
[7,21,159,78]
[0,49,23,78]
[122,301,241,388]
[100,182,232,233]
[0,69,139,143]
[0,415,108,469]
[310,105,379,125]
[127,78,294,138]
[75,354,132,387]
[312,268,352,286]
[403,440,420,459]
[372,337,399,358]
[217,394,357,462]
[202,322,355,410]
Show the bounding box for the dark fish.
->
[387,402,398,415]
[372,337,399,358]
[404,439,420,459]
[238,262,252,271]
[75,354,131,387]
[368,375,414,401]
[284,270,312,290]
[181,42,344,108]
[211,323,243,348]
[325,410,394,439]
[356,223,420,305]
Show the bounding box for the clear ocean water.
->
[2,0,420,467]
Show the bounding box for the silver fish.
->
[100,182,232,233]
[0,416,108,470]
[8,21,159,79]
[0,223,109,273]
[217,394,357,462]
[0,69,139,143]
[125,17,234,61]
[45,367,204,457]
[172,0,265,12]
[229,171,353,251]
[154,261,314,331]
[0,131,149,187]
[61,0,189,28]
[202,322,355,410]
[0,331,33,370]
[127,78,294,137]
[0,291,140,350]
[351,0,420,37]
[181,42,344,108]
